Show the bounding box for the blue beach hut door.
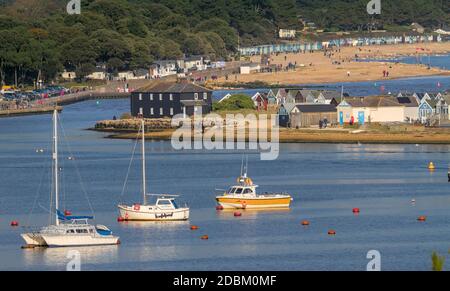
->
[358,111,365,125]
[339,111,344,125]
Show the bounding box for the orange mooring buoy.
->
[301,220,310,226]
[216,205,224,211]
[352,208,360,214]
[201,235,209,240]
[190,225,199,230]
[328,230,336,235]
[10,220,19,227]
[234,212,242,217]
[417,216,427,222]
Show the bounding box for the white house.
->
[240,63,261,75]
[337,96,405,125]
[150,61,178,78]
[184,56,206,71]
[61,70,76,80]
[86,70,107,80]
[278,29,296,39]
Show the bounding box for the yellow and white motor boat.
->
[216,174,292,210]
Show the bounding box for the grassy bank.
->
[92,123,450,144]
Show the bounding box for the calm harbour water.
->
[1,76,450,270]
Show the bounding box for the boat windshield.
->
[243,188,253,194]
[234,187,243,194]
[172,200,179,209]
[226,187,235,194]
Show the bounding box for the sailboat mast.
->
[53,109,59,226]
[142,118,147,205]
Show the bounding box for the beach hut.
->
[290,104,337,128]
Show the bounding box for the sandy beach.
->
[213,42,450,86]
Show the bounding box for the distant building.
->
[289,104,337,128]
[86,70,107,80]
[278,29,296,39]
[397,95,419,122]
[61,71,76,80]
[240,63,261,75]
[131,82,212,118]
[150,61,178,78]
[184,55,206,71]
[337,96,405,125]
[411,23,425,34]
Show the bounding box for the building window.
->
[170,108,173,115]
[159,94,163,101]
[194,93,198,100]
[150,94,153,100]
[203,92,207,100]
[160,108,163,115]
[170,94,173,101]
[150,108,154,115]
[139,107,143,115]
[139,93,142,101]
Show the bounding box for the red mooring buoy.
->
[234,212,242,217]
[216,205,224,211]
[417,216,427,222]
[190,225,199,230]
[10,220,19,227]
[352,208,360,214]
[201,235,209,240]
[117,216,125,222]
[301,220,310,226]
[328,230,336,235]
[64,210,72,216]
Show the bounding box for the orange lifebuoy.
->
[134,204,140,211]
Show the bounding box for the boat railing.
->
[260,192,291,197]
[146,193,180,198]
[21,226,42,233]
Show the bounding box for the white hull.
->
[21,233,47,247]
[118,205,189,221]
[219,202,291,209]
[40,234,120,247]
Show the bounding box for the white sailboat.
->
[21,109,120,248]
[118,118,189,221]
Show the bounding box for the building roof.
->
[138,82,211,93]
[397,96,419,107]
[294,104,337,113]
[319,90,339,100]
[340,96,402,107]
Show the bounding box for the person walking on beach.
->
[347,71,351,77]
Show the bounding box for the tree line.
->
[0,0,448,86]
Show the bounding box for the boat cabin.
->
[155,197,180,210]
[226,185,256,196]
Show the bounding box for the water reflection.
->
[22,245,119,270]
